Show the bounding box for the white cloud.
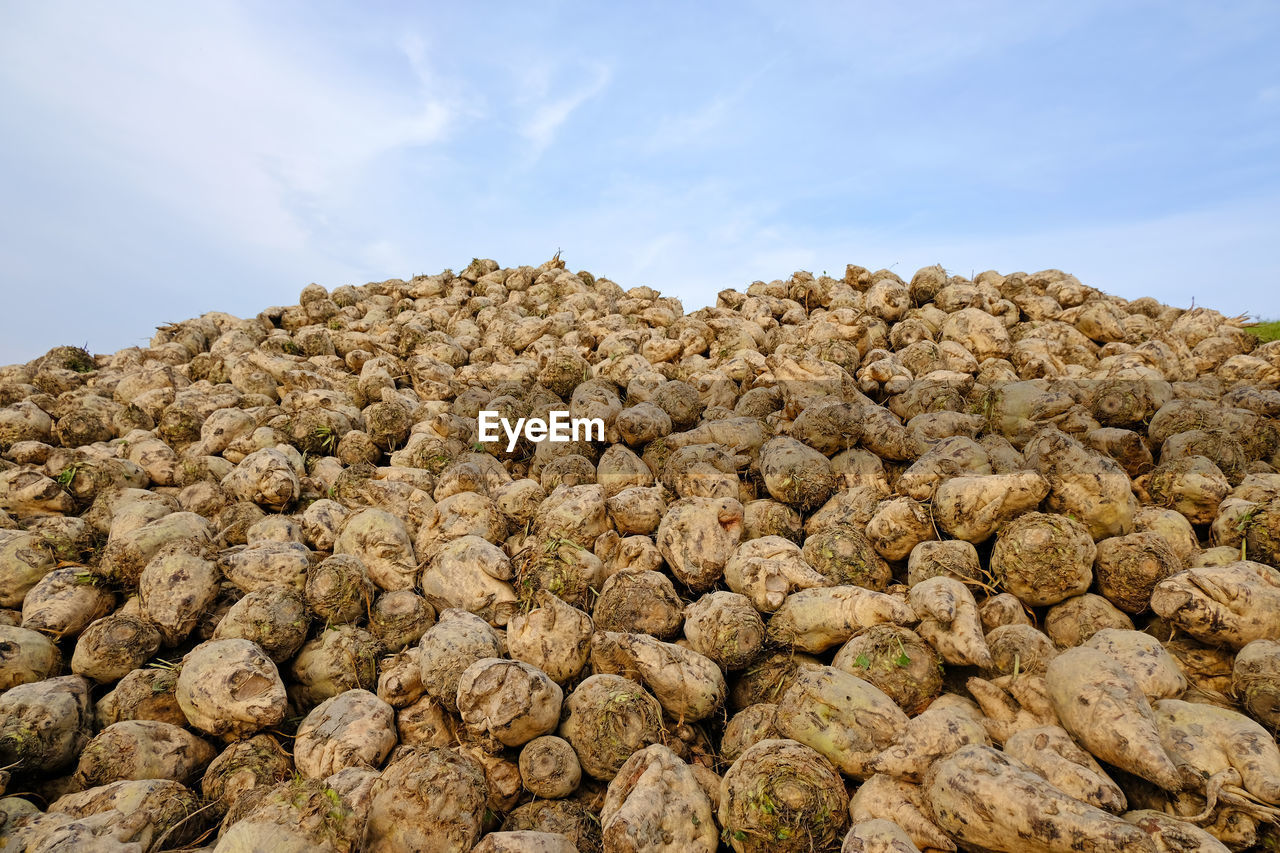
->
[519,62,612,156]
[0,3,457,255]
[640,59,781,155]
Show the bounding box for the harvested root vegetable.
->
[743,498,803,542]
[368,589,433,651]
[456,658,563,747]
[395,694,457,747]
[869,704,989,783]
[656,497,744,591]
[559,673,663,780]
[294,689,397,778]
[365,747,488,853]
[801,524,892,590]
[932,471,1049,543]
[840,819,923,853]
[1242,496,1280,567]
[768,584,916,653]
[201,733,293,813]
[473,832,578,853]
[99,511,211,586]
[967,674,1060,743]
[518,735,581,799]
[979,593,1032,631]
[1044,593,1133,648]
[759,436,837,510]
[71,613,159,683]
[896,436,991,501]
[1133,505,1199,563]
[506,591,593,684]
[220,448,300,512]
[514,535,603,610]
[1123,811,1231,853]
[1085,628,1186,700]
[1045,646,1183,791]
[177,638,288,738]
[1164,637,1236,698]
[721,704,779,763]
[1024,426,1137,540]
[593,569,684,639]
[96,665,184,726]
[590,631,725,722]
[417,608,501,711]
[19,566,114,639]
[75,719,215,786]
[1146,456,1231,526]
[906,539,982,586]
[9,258,1280,851]
[138,550,219,645]
[729,650,824,709]
[1093,532,1183,614]
[456,739,522,813]
[1003,725,1127,813]
[0,623,61,688]
[325,766,378,837]
[926,745,1157,853]
[1233,638,1280,729]
[831,625,943,714]
[216,777,360,853]
[985,624,1058,676]
[990,511,1096,606]
[46,778,206,851]
[1149,561,1280,648]
[414,491,508,560]
[848,774,954,852]
[790,399,862,456]
[0,675,92,773]
[304,553,373,626]
[221,541,311,593]
[682,590,765,670]
[375,647,423,708]
[600,743,718,853]
[719,738,848,853]
[335,508,417,591]
[865,497,935,562]
[534,484,608,548]
[1153,698,1280,806]
[0,530,59,608]
[422,534,517,626]
[212,583,309,662]
[501,800,602,852]
[290,625,382,706]
[607,486,666,534]
[908,576,992,668]
[775,666,908,778]
[724,534,827,612]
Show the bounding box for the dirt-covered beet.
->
[719,738,848,853]
[990,511,1097,606]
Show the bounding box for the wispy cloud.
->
[0,4,458,252]
[642,60,779,155]
[519,62,612,156]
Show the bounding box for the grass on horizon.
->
[1247,320,1280,343]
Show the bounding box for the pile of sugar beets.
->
[3,257,1280,853]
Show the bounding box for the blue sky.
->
[1,1,1278,363]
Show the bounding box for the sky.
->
[1,1,1278,363]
